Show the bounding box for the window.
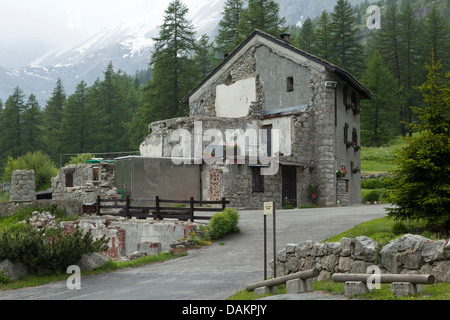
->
[344,123,349,145]
[252,167,264,193]
[343,85,348,105]
[286,77,294,92]
[352,128,358,144]
[65,170,74,188]
[92,167,99,182]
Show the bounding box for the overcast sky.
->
[0,0,186,67]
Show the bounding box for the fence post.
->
[126,195,130,219]
[190,197,195,222]
[96,196,101,215]
[155,196,160,221]
[222,197,226,211]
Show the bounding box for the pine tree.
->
[60,81,90,154]
[194,34,216,80]
[422,5,450,71]
[296,17,315,53]
[22,94,43,152]
[1,87,26,158]
[330,0,364,75]
[237,0,286,41]
[148,0,197,120]
[215,0,245,55]
[398,3,423,137]
[44,78,66,158]
[374,4,402,82]
[387,58,450,232]
[314,11,332,60]
[360,50,401,147]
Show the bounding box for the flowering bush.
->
[352,166,361,174]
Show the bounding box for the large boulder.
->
[0,259,28,281]
[380,234,430,273]
[75,252,110,272]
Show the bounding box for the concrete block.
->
[286,278,313,294]
[344,281,369,296]
[254,286,278,297]
[391,282,423,297]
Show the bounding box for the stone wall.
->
[9,170,36,201]
[272,234,450,282]
[0,199,84,217]
[51,163,118,203]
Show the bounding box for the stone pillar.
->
[10,169,36,201]
[337,178,350,206]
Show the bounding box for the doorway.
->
[282,165,297,207]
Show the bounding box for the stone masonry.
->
[9,170,36,201]
[272,234,450,283]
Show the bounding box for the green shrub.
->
[361,176,394,189]
[64,153,96,166]
[363,189,388,203]
[2,151,58,192]
[0,270,10,284]
[391,222,410,235]
[0,227,109,274]
[209,208,240,240]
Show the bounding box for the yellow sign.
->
[264,202,274,215]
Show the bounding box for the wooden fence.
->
[84,196,230,222]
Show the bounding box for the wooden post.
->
[96,196,101,215]
[125,195,130,219]
[222,197,226,211]
[155,196,160,221]
[190,197,194,222]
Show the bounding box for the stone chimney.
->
[280,33,291,44]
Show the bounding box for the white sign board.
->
[264,202,274,215]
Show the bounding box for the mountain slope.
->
[0,0,373,106]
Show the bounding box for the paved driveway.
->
[0,204,388,300]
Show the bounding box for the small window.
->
[286,77,294,92]
[352,128,358,144]
[92,167,99,182]
[344,123,349,145]
[252,167,264,193]
[65,171,74,188]
[261,125,273,157]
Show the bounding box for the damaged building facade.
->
[140,30,372,208]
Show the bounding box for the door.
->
[282,165,297,207]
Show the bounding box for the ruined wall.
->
[51,163,118,203]
[9,170,36,202]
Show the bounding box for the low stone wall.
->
[272,234,450,282]
[61,216,202,259]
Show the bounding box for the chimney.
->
[280,33,291,44]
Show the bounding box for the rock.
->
[421,240,446,262]
[295,240,314,258]
[430,261,450,282]
[340,237,354,257]
[311,243,327,257]
[353,236,377,262]
[380,234,429,273]
[0,259,28,281]
[75,252,109,271]
[127,251,148,261]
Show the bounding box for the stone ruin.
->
[9,170,36,202]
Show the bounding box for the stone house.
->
[139,29,372,208]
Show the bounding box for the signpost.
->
[263,201,276,280]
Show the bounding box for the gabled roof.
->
[182,29,372,104]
